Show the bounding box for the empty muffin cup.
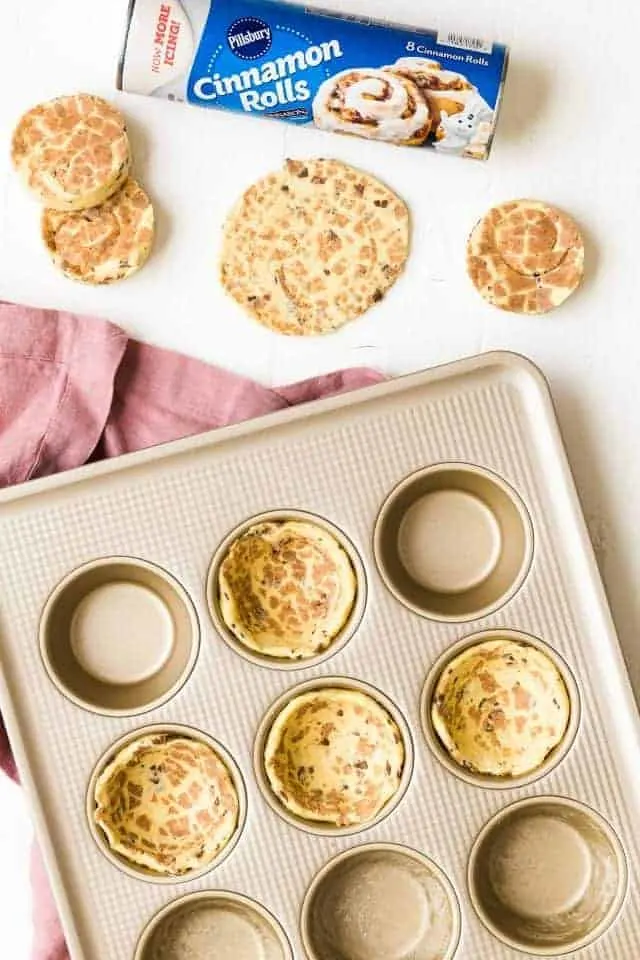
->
[301,843,461,960]
[207,510,366,670]
[87,723,247,883]
[135,891,293,960]
[254,677,413,836]
[468,797,628,955]
[374,464,533,620]
[421,629,580,788]
[40,557,199,715]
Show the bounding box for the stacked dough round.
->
[12,94,130,210]
[11,93,154,283]
[42,178,154,284]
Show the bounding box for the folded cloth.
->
[0,299,384,960]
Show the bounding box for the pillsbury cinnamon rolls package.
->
[118,0,509,159]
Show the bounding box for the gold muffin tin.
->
[0,352,637,959]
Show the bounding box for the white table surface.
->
[1,0,639,955]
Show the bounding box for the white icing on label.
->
[314,68,430,143]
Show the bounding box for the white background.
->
[1,0,639,955]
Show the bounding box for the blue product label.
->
[186,0,508,158]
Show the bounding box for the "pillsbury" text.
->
[228,27,270,50]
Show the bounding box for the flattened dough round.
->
[220,158,410,336]
[42,178,154,284]
[12,93,131,211]
[466,199,584,314]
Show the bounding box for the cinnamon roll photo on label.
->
[118,0,509,160]
[312,69,432,146]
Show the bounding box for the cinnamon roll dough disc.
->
[94,733,239,876]
[42,178,154,284]
[218,519,357,660]
[220,158,410,336]
[466,200,585,314]
[431,638,570,777]
[11,94,131,211]
[312,68,431,145]
[264,688,404,827]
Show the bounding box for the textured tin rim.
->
[134,889,294,959]
[373,462,535,623]
[300,841,462,960]
[420,628,581,790]
[206,509,367,671]
[467,796,629,955]
[39,556,201,717]
[86,723,247,885]
[253,676,414,837]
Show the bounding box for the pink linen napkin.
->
[0,299,384,960]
